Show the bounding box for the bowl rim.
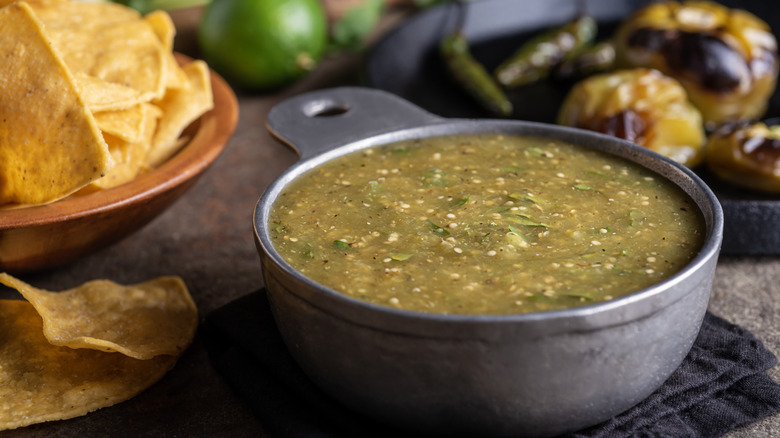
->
[0,54,238,230]
[254,119,724,328]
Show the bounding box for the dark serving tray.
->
[363,0,780,256]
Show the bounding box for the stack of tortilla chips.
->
[0,0,213,206]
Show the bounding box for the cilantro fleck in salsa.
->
[269,134,705,315]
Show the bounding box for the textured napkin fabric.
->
[200,290,780,438]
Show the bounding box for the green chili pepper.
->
[440,31,513,117]
[553,40,616,80]
[495,14,597,88]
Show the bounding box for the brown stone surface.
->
[1,6,779,437]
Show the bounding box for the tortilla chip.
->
[34,2,167,101]
[146,60,214,167]
[85,105,161,191]
[0,273,198,360]
[0,0,65,10]
[94,103,153,144]
[28,0,140,28]
[145,10,189,90]
[75,72,145,112]
[0,1,110,205]
[0,299,178,431]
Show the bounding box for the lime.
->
[198,0,328,92]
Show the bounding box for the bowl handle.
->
[266,87,443,160]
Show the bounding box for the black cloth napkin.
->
[200,289,780,438]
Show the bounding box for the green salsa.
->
[269,134,705,315]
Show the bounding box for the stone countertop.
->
[2,5,780,438]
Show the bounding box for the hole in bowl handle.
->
[265,87,442,160]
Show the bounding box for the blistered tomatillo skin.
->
[706,121,780,193]
[613,1,779,126]
[557,68,706,168]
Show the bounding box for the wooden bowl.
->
[0,58,239,273]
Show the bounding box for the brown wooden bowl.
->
[0,56,239,273]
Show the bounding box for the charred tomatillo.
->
[198,0,328,92]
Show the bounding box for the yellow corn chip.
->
[85,105,161,191]
[0,273,198,360]
[146,60,214,167]
[34,2,167,101]
[145,10,189,90]
[28,0,140,28]
[94,103,152,144]
[75,72,145,112]
[0,1,110,205]
[0,299,178,431]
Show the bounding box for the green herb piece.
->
[585,170,609,178]
[421,169,447,186]
[506,226,529,247]
[390,253,414,261]
[508,192,546,206]
[302,243,314,259]
[452,195,470,207]
[333,240,350,249]
[629,210,645,227]
[562,292,595,300]
[427,220,451,236]
[525,147,548,157]
[272,224,285,233]
[506,214,549,228]
[573,184,593,191]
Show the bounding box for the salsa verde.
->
[269,134,704,315]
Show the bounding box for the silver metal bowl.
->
[253,87,723,438]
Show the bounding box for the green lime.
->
[198,0,328,92]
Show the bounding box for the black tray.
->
[363,0,780,256]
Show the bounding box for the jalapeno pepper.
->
[494,14,597,88]
[440,31,513,117]
[553,40,616,81]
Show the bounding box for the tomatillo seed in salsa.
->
[269,134,705,315]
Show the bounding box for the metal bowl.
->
[253,87,723,438]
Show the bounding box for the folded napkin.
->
[200,290,780,438]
